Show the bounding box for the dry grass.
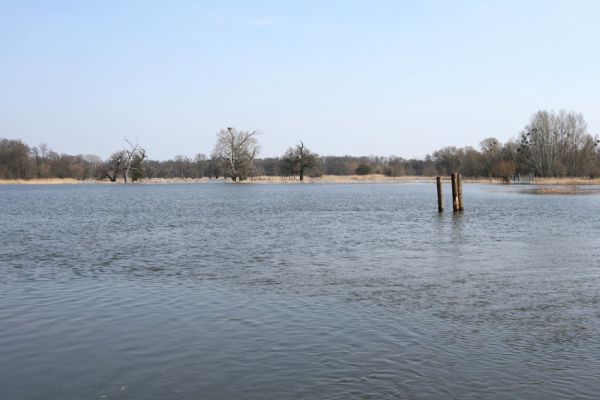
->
[247,174,430,184]
[0,175,504,185]
[248,174,418,184]
[0,177,213,185]
[0,178,81,185]
[3,175,599,186]
[142,177,213,184]
[249,175,600,185]
[521,186,600,195]
[530,177,600,185]
[248,175,503,184]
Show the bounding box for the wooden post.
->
[457,173,464,212]
[451,173,459,212]
[436,177,444,212]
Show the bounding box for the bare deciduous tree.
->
[0,138,35,179]
[101,151,126,182]
[194,153,207,178]
[491,160,517,183]
[123,139,146,183]
[432,146,464,174]
[519,110,598,177]
[99,139,146,182]
[280,141,319,181]
[385,156,405,177]
[213,127,260,181]
[479,137,500,177]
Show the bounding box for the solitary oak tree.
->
[280,141,318,181]
[100,139,146,182]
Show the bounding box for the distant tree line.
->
[0,140,101,180]
[2,110,599,182]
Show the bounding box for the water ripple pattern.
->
[1,183,599,399]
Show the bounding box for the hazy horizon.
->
[1,0,599,160]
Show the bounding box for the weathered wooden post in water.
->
[436,174,464,213]
[451,173,459,212]
[436,177,444,212]
[457,174,464,211]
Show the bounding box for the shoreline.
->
[2,175,600,185]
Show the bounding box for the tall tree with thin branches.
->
[213,127,260,181]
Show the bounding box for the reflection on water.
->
[1,183,599,399]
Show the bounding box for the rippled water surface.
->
[1,183,599,399]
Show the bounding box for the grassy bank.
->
[529,177,600,185]
[2,175,600,185]
[249,175,600,185]
[246,175,504,184]
[522,187,600,195]
[0,178,81,185]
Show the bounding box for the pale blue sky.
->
[1,0,599,160]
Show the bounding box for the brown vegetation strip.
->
[3,175,600,186]
[522,186,600,195]
[0,178,80,185]
[530,177,600,185]
[244,175,504,184]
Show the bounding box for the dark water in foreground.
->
[1,183,599,399]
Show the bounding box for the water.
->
[1,183,599,399]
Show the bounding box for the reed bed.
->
[2,175,599,186]
[248,174,428,184]
[247,175,504,184]
[530,177,600,185]
[521,186,600,195]
[0,178,80,185]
